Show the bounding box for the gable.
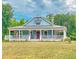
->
[24,17,52,26]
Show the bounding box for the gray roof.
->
[9,17,66,30]
[24,17,53,26]
[9,25,66,30]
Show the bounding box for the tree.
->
[46,13,76,40]
[2,4,13,39]
[54,14,76,40]
[46,14,54,23]
[18,18,25,26]
[10,18,18,27]
[10,17,28,27]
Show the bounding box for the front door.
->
[36,31,40,39]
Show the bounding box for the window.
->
[31,30,36,39]
[44,31,47,35]
[42,30,47,35]
[48,30,52,35]
[35,18,41,25]
[20,30,29,35]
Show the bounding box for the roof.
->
[24,17,53,26]
[9,25,66,30]
[9,17,66,30]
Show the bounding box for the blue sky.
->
[3,0,76,20]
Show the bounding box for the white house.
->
[6,17,67,41]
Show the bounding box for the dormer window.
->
[35,17,41,25]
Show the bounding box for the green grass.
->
[2,41,76,59]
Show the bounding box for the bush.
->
[2,40,9,42]
[70,35,76,41]
[64,37,71,43]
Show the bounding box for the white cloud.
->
[2,0,37,14]
[2,0,12,4]
[72,4,76,8]
[65,0,73,5]
[65,0,76,7]
[43,0,52,4]
[24,0,32,2]
[2,1,7,4]
[2,0,76,19]
[64,0,76,12]
[43,0,53,8]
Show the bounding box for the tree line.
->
[46,14,76,40]
[2,4,76,40]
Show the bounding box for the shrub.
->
[64,37,71,43]
[70,35,76,41]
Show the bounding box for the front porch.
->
[6,29,66,41]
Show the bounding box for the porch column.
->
[19,30,20,40]
[9,29,10,41]
[63,30,66,39]
[52,30,53,39]
[40,30,41,40]
[29,30,31,40]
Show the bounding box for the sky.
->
[3,0,76,20]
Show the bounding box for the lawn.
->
[2,41,76,59]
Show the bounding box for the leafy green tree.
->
[18,18,25,26]
[46,13,76,40]
[10,18,18,27]
[2,4,13,39]
[10,17,28,27]
[46,14,54,23]
[54,14,76,40]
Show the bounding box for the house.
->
[6,17,67,41]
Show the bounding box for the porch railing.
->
[42,35,63,39]
[20,35,29,39]
[5,35,29,40]
[5,35,64,40]
[53,35,63,39]
[42,35,52,39]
